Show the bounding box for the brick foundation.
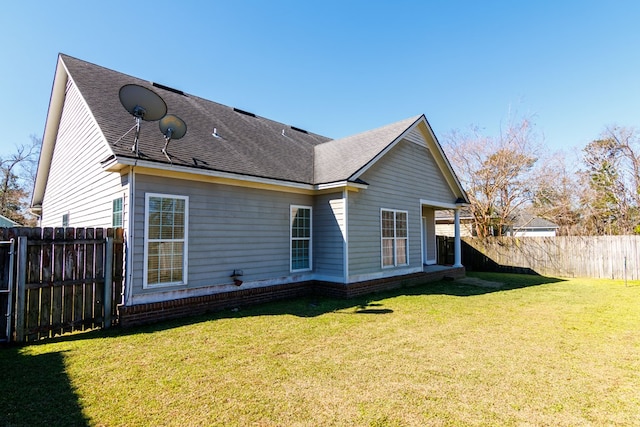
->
[119,267,465,327]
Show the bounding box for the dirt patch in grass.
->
[456,276,504,288]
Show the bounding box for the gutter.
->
[102,156,369,193]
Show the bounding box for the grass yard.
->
[1,272,639,426]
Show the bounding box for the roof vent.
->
[233,108,256,117]
[152,82,185,96]
[290,126,308,134]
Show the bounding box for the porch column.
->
[453,208,463,267]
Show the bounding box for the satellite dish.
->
[118,84,168,156]
[160,114,187,163]
[159,114,187,140]
[119,84,167,121]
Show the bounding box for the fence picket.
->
[95,228,105,326]
[4,227,125,341]
[39,228,53,339]
[26,228,42,341]
[461,236,640,279]
[52,228,64,336]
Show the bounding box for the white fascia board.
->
[105,157,315,192]
[32,57,69,209]
[104,157,370,194]
[316,181,368,191]
[416,119,470,203]
[350,116,422,182]
[420,199,463,209]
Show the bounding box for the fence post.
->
[14,236,27,343]
[104,236,113,329]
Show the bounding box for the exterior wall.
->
[130,173,316,304]
[436,221,474,237]
[313,192,345,282]
[347,138,457,282]
[39,79,126,228]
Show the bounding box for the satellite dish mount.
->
[119,84,168,156]
[159,114,188,163]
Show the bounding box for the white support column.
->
[453,208,463,267]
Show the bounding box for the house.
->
[508,214,559,237]
[436,210,559,237]
[436,209,475,237]
[32,54,469,324]
[0,214,21,228]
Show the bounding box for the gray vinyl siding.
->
[131,174,314,296]
[40,79,126,228]
[313,192,345,280]
[348,138,456,278]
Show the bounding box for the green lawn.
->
[2,273,639,426]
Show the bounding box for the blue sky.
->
[1,1,639,158]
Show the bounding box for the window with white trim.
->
[112,197,123,227]
[291,205,312,271]
[381,209,408,267]
[144,194,188,287]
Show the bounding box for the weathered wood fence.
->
[459,236,640,280]
[0,227,124,343]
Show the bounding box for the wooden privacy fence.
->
[0,227,124,343]
[461,235,640,280]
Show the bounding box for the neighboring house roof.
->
[33,54,469,208]
[0,214,20,227]
[435,209,559,230]
[511,214,559,230]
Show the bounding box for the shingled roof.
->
[51,54,430,187]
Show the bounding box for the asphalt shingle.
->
[60,54,421,185]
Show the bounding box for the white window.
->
[112,197,123,227]
[144,193,188,288]
[381,209,408,267]
[291,205,312,272]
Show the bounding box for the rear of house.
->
[32,54,468,324]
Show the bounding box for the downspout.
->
[124,165,136,306]
[343,189,349,283]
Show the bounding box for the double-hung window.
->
[381,209,408,267]
[291,205,312,271]
[144,193,188,287]
[112,197,123,227]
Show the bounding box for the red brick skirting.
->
[119,267,465,327]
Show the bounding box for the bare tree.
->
[444,116,541,238]
[603,126,640,210]
[531,151,581,235]
[0,135,42,225]
[577,126,640,235]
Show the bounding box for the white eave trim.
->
[316,181,368,191]
[350,116,422,182]
[420,199,466,210]
[103,156,367,193]
[31,57,69,208]
[103,156,314,190]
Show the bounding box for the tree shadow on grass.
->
[0,347,89,427]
